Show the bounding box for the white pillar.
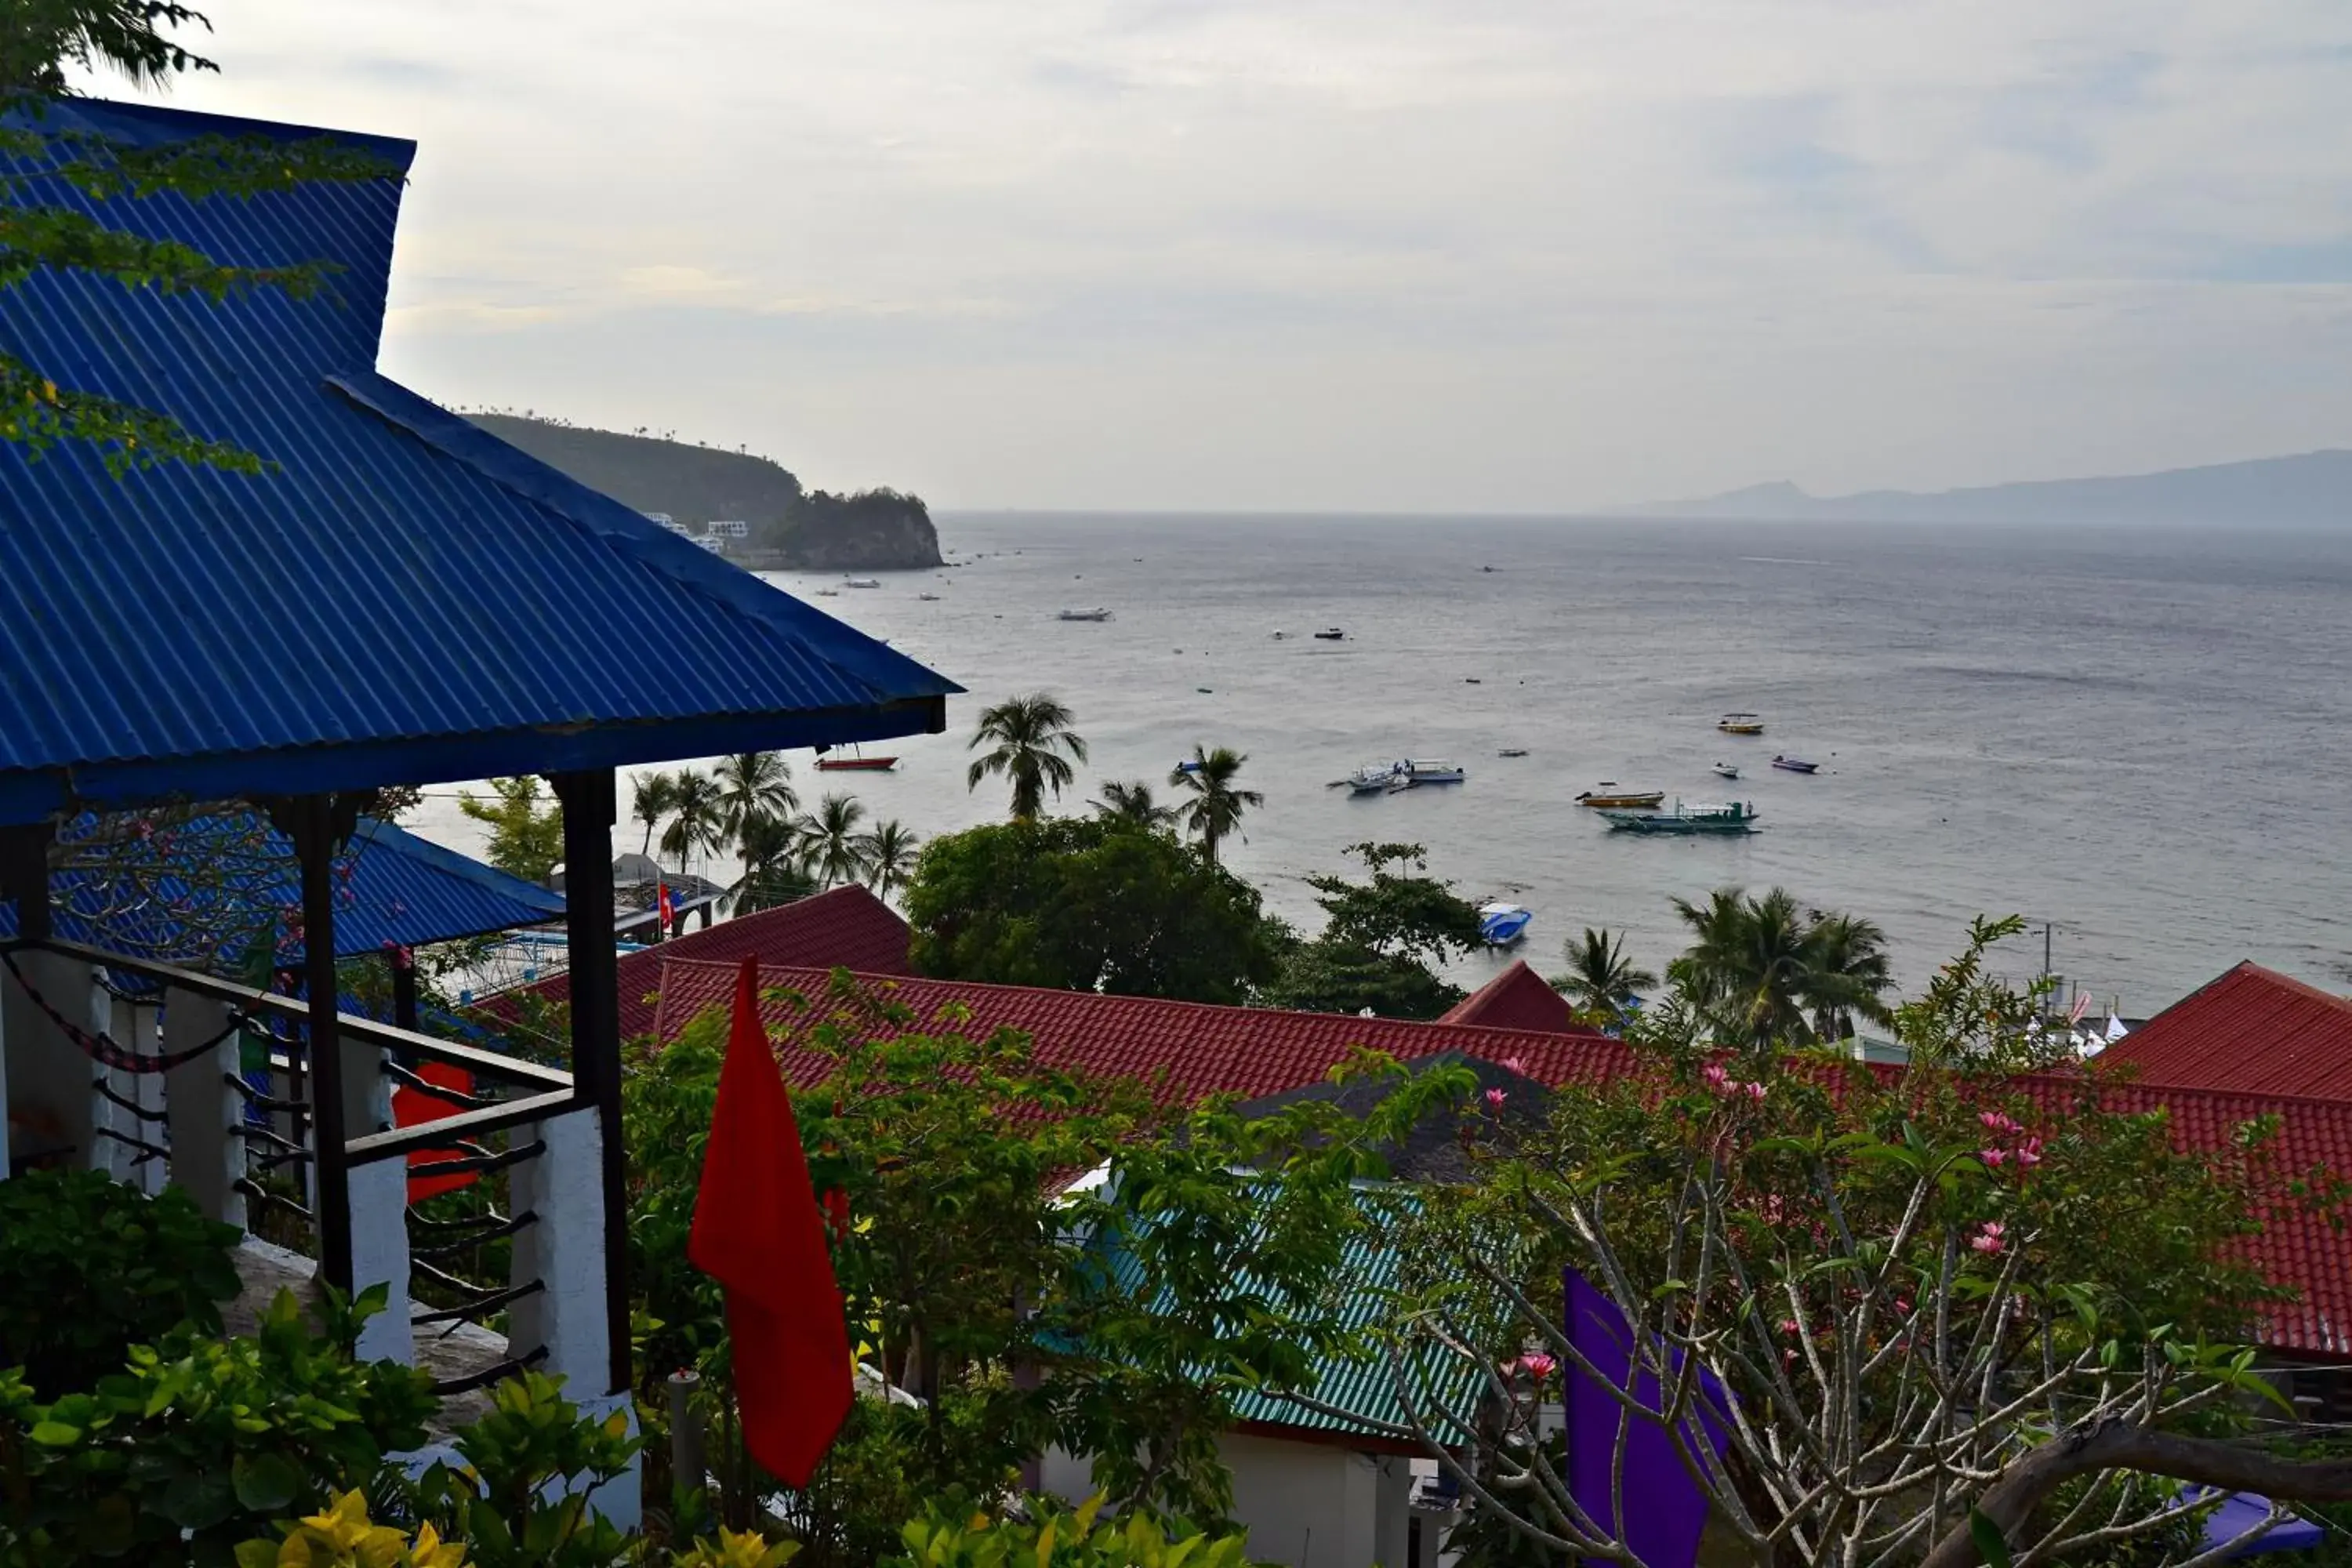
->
[347,1155,414,1366]
[1374,1456,1414,1568]
[162,992,246,1229]
[96,987,165,1195]
[2,952,97,1169]
[506,1105,641,1530]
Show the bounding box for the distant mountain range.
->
[472,415,942,570]
[1617,449,2352,527]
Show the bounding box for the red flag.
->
[657,881,676,932]
[688,958,851,1486]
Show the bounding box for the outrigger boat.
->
[1388,758,1466,790]
[1312,627,1347,641]
[1576,783,1665,809]
[1771,755,1820,774]
[1058,607,1114,622]
[1345,764,1394,795]
[1719,713,1766,735]
[1602,800,1759,834]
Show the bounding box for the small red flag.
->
[657,881,676,932]
[688,959,851,1486]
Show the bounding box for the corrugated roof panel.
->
[0,814,561,962]
[2098,962,2352,1100]
[0,98,959,825]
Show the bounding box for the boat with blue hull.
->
[1479,902,1533,946]
[1600,800,1759,834]
[1771,755,1819,774]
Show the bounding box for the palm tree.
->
[714,751,797,841]
[858,819,920,900]
[629,770,678,858]
[967,693,1087,820]
[1168,745,1262,865]
[1091,780,1178,829]
[727,812,813,914]
[658,770,727,877]
[1802,910,1896,1042]
[1667,886,1819,1051]
[800,793,869,888]
[1553,928,1657,1021]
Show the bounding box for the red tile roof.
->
[648,959,1629,1104]
[2004,1074,2352,1356]
[639,960,2352,1356]
[499,886,912,1041]
[1439,960,1586,1035]
[2098,961,2352,1099]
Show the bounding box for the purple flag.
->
[1562,1270,1731,1568]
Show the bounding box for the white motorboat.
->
[1713,762,1740,779]
[1058,607,1114,622]
[844,577,882,589]
[1345,764,1395,795]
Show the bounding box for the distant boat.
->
[1602,800,1759,834]
[1313,627,1346,641]
[813,588,840,597]
[844,577,882,589]
[1576,784,1665,809]
[1771,755,1820,774]
[1478,902,1533,946]
[1058,608,1113,622]
[1719,712,1766,735]
[1713,762,1740,779]
[1345,764,1394,795]
[1176,759,1203,775]
[817,746,898,772]
[1388,758,1466,789]
[1497,748,1529,758]
[918,592,942,601]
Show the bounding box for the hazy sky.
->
[161,1,2352,512]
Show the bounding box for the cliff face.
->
[470,415,942,569]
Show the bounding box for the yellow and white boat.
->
[1717,712,1766,735]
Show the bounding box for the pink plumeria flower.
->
[1980,1148,2009,1168]
[1980,1111,2022,1134]
[1520,1352,1557,1380]
[1778,1319,1801,1336]
[1970,1221,2006,1256]
[1744,1081,1768,1102]
[1501,1055,1528,1076]
[1485,1087,1508,1109]
[2014,1138,2043,1169]
[1703,1063,1730,1091]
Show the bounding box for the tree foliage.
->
[1667,885,1896,1052]
[1167,746,1261,866]
[1551,926,1655,1024]
[1260,842,1483,1019]
[903,817,1282,1004]
[966,694,1087,821]
[456,776,563,885]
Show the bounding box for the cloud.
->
[146,0,2352,509]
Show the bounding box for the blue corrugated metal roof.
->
[0,813,563,964]
[0,97,960,826]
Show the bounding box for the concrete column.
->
[2,952,97,1170]
[163,993,246,1229]
[345,1040,393,1140]
[506,1106,611,1390]
[506,1104,640,1530]
[98,988,166,1196]
[1374,1457,1414,1568]
[348,1155,415,1366]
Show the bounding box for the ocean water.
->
[416,514,2352,1013]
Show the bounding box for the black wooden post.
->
[288,796,353,1292]
[0,826,50,942]
[390,946,419,1036]
[553,769,631,1397]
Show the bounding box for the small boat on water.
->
[1312,627,1346,641]
[1497,748,1529,758]
[814,588,840,597]
[1771,755,1820,774]
[1478,902,1533,946]
[1719,712,1766,735]
[1602,800,1759,835]
[844,577,882,589]
[918,593,942,601]
[1713,762,1740,779]
[817,746,898,772]
[1576,784,1665,809]
[1345,764,1394,795]
[1058,608,1114,622]
[1388,758,1467,789]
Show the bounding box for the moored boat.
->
[1345,764,1394,795]
[1718,712,1765,735]
[1771,755,1819,774]
[844,577,882,589]
[1712,762,1740,779]
[817,745,898,772]
[1575,783,1665,809]
[918,592,942,601]
[1497,747,1530,758]
[1058,607,1114,622]
[1312,627,1346,641]
[1601,800,1759,834]
[1478,902,1534,946]
[1388,758,1466,789]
